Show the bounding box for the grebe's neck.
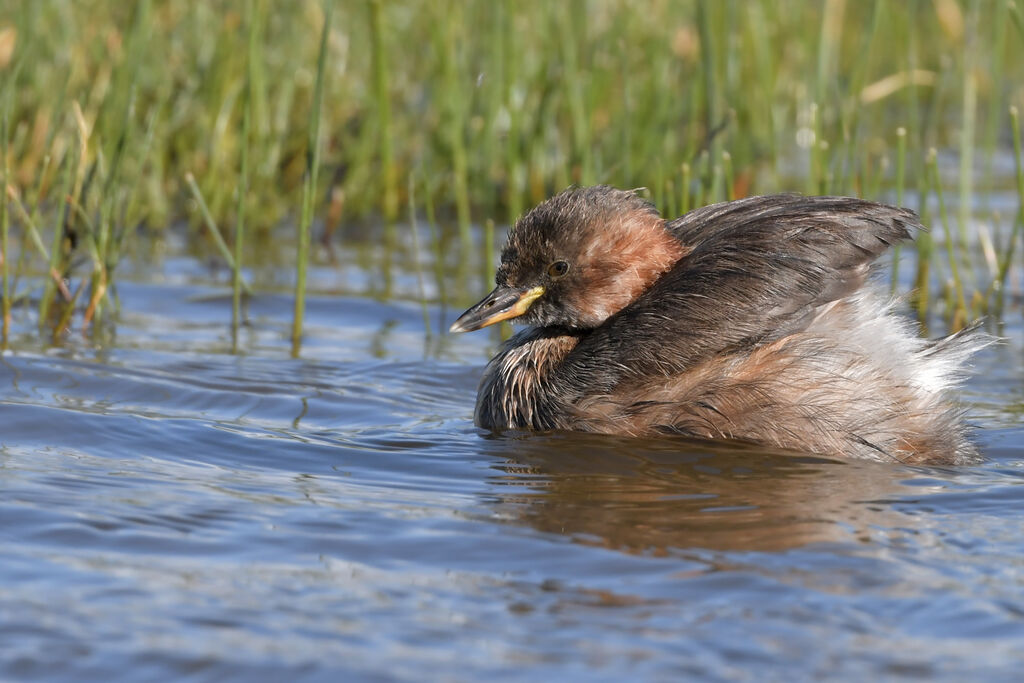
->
[474,327,581,431]
[567,217,687,328]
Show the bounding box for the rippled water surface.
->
[3,257,1024,681]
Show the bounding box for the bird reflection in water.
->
[479,431,921,554]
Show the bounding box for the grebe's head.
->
[450,185,685,333]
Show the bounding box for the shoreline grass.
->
[0,1,1022,345]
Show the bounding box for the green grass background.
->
[1,0,1023,345]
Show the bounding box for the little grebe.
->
[450,186,987,464]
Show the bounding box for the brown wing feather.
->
[553,195,919,396]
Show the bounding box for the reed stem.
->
[680,163,691,215]
[5,186,70,301]
[408,174,431,336]
[184,173,251,296]
[291,0,332,357]
[369,0,397,222]
[891,126,907,294]
[722,151,735,202]
[992,105,1024,310]
[40,142,78,329]
[484,218,496,287]
[928,149,968,329]
[1011,0,1024,41]
[439,6,472,258]
[234,0,259,348]
[696,0,720,178]
[423,178,447,334]
[1,106,8,345]
[1013,105,1024,241]
[958,3,978,256]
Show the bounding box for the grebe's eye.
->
[548,260,570,278]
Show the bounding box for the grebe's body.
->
[451,187,986,465]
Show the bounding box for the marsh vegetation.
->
[0,0,1022,353]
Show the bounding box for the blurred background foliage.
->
[3,0,1022,225]
[0,0,1023,339]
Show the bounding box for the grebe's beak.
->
[449,285,545,333]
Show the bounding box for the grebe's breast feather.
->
[475,327,580,431]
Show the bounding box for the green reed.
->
[836,0,883,193]
[407,174,430,336]
[559,0,592,186]
[500,0,523,224]
[807,103,821,196]
[421,177,443,293]
[5,188,67,301]
[1012,1,1024,41]
[992,105,1024,313]
[483,217,496,287]
[0,46,20,345]
[928,149,968,330]
[1,103,9,345]
[85,0,151,329]
[891,127,907,294]
[369,0,397,223]
[958,2,978,257]
[980,2,1009,208]
[722,152,735,202]
[913,152,935,323]
[38,139,77,328]
[437,3,472,258]
[233,0,259,347]
[184,173,251,299]
[679,163,692,216]
[696,0,720,178]
[1014,106,1024,240]
[291,0,331,357]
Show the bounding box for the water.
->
[2,254,1024,681]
